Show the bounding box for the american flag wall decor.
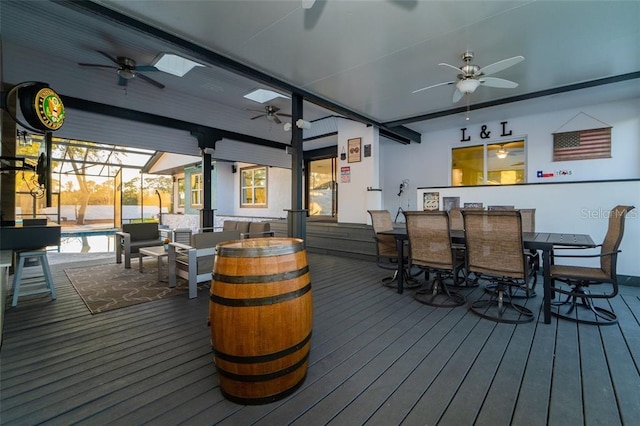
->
[552,127,611,161]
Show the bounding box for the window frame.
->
[177,178,185,207]
[190,173,202,207]
[451,139,527,186]
[240,165,268,208]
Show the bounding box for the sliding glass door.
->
[307,158,337,218]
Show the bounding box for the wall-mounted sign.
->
[460,121,513,142]
[536,170,554,178]
[34,87,65,130]
[19,83,66,131]
[537,169,573,178]
[347,138,361,163]
[340,166,351,183]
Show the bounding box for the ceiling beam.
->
[61,95,289,150]
[57,0,422,144]
[384,71,640,128]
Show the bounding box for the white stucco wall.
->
[216,162,290,219]
[336,120,379,224]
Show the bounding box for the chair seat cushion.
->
[550,264,609,281]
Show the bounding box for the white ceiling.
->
[2,0,639,150]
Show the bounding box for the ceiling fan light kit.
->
[496,145,508,159]
[116,68,135,80]
[457,79,481,95]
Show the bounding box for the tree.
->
[57,141,122,225]
[122,177,141,205]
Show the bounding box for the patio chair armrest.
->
[115,231,130,242]
[552,243,602,250]
[169,241,193,251]
[552,249,620,259]
[115,231,131,265]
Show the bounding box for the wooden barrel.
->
[209,237,312,405]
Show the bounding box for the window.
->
[177,178,185,207]
[241,166,267,207]
[191,173,202,206]
[452,140,526,186]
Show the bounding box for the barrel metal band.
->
[214,265,309,284]
[216,351,310,382]
[210,282,311,306]
[214,332,312,364]
[220,373,307,405]
[217,241,305,258]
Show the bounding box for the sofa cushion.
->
[222,221,236,231]
[248,221,270,235]
[222,220,250,233]
[122,222,160,241]
[237,222,250,233]
[192,230,241,275]
[191,230,240,249]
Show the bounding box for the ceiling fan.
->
[78,50,165,89]
[247,105,291,124]
[413,51,524,103]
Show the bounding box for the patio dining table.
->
[377,227,595,324]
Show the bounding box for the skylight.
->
[153,53,204,77]
[244,88,290,104]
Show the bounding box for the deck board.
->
[2,252,640,425]
[437,322,515,426]
[473,307,538,426]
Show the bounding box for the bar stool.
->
[11,249,56,307]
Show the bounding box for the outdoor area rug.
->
[65,262,200,314]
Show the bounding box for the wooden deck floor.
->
[2,252,640,425]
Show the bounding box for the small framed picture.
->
[347,138,361,163]
[423,192,439,211]
[443,197,460,211]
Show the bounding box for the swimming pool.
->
[57,229,117,253]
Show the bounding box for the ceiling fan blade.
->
[480,77,518,89]
[274,116,282,124]
[78,63,117,69]
[412,81,455,94]
[438,63,462,74]
[251,114,266,120]
[302,0,316,10]
[278,113,293,118]
[96,50,121,66]
[118,76,128,87]
[137,73,165,89]
[135,65,158,72]
[478,56,524,76]
[452,88,465,103]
